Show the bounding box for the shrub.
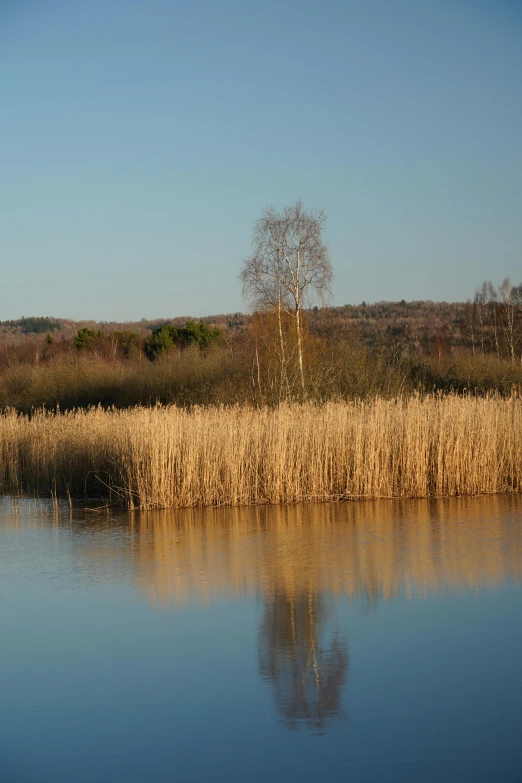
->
[74,328,104,348]
[145,321,220,358]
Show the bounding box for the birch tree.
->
[498,277,522,363]
[241,201,333,396]
[241,212,290,400]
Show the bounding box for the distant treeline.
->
[0,280,520,412]
[2,289,519,363]
[2,316,62,334]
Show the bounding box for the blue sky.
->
[1,0,521,321]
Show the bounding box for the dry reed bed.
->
[0,395,521,509]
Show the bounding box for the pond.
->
[1,496,521,782]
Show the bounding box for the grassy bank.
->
[0,394,521,509]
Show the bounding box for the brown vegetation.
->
[1,394,521,509]
[1,306,522,413]
[1,274,521,412]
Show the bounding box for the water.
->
[1,496,521,783]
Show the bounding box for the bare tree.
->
[471,278,522,363]
[241,201,333,396]
[241,214,290,401]
[473,282,489,355]
[483,280,501,357]
[461,301,476,358]
[498,277,522,364]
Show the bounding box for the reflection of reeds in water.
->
[133,496,522,607]
[0,395,521,508]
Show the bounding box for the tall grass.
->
[0,394,520,509]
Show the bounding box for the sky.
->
[1,0,521,321]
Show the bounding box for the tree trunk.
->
[255,339,262,390]
[296,302,305,394]
[295,249,305,395]
[277,294,288,401]
[492,306,500,357]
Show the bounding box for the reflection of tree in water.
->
[258,590,349,733]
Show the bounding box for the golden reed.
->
[0,394,521,509]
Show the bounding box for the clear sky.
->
[1,0,521,321]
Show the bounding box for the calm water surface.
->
[1,496,521,782]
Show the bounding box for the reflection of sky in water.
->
[0,496,521,782]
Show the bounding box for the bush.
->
[144,325,179,358]
[74,328,104,348]
[144,321,220,358]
